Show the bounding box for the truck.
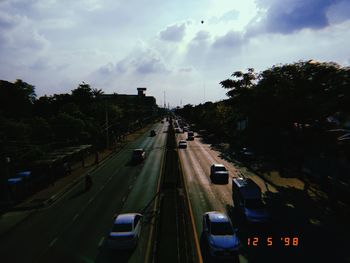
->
[232,177,269,223]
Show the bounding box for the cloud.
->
[92,46,171,82]
[193,30,211,42]
[178,67,193,73]
[132,52,171,74]
[159,23,186,42]
[212,30,243,48]
[247,0,347,35]
[327,0,350,24]
[210,9,240,23]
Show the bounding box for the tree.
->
[0,79,36,118]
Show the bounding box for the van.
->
[232,177,269,223]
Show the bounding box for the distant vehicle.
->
[150,130,156,137]
[107,213,143,250]
[232,177,269,223]
[178,140,187,149]
[187,131,194,140]
[239,147,255,161]
[132,149,146,162]
[202,211,240,260]
[175,128,182,133]
[210,164,229,184]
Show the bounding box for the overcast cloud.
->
[0,0,349,106]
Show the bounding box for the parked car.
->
[178,140,187,149]
[202,211,240,260]
[150,130,156,137]
[239,147,255,161]
[107,213,143,250]
[210,164,229,184]
[132,149,146,162]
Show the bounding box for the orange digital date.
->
[247,237,299,247]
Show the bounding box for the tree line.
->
[176,60,350,173]
[0,80,159,168]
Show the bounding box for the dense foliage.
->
[176,60,350,166]
[0,81,158,166]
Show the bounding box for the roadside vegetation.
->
[176,60,350,201]
[0,80,159,171]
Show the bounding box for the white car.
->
[178,140,187,149]
[107,213,142,250]
[203,211,240,260]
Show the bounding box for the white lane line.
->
[72,213,79,222]
[122,196,126,203]
[99,185,105,191]
[49,237,58,247]
[98,237,105,247]
[88,197,94,203]
[128,185,132,190]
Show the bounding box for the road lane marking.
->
[122,196,126,202]
[178,151,203,263]
[145,136,166,263]
[88,197,94,203]
[49,237,58,247]
[72,213,79,222]
[98,237,105,247]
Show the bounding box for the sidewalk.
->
[0,123,154,237]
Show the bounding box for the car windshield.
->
[112,223,133,232]
[215,166,226,172]
[210,222,233,235]
[245,199,264,209]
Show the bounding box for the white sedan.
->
[107,213,143,250]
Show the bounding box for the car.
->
[107,213,143,250]
[150,130,156,137]
[239,147,255,161]
[187,131,194,140]
[202,211,240,260]
[232,178,270,223]
[210,164,229,184]
[178,140,187,149]
[132,149,146,162]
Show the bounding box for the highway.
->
[0,122,167,263]
[176,130,308,263]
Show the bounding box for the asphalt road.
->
[0,122,167,263]
[176,130,348,263]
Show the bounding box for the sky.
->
[0,0,349,107]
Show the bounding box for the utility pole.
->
[105,103,109,149]
[163,91,166,109]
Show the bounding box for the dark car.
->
[239,147,255,161]
[210,164,229,184]
[132,149,146,162]
[150,130,156,137]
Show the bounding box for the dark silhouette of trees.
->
[176,60,350,168]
